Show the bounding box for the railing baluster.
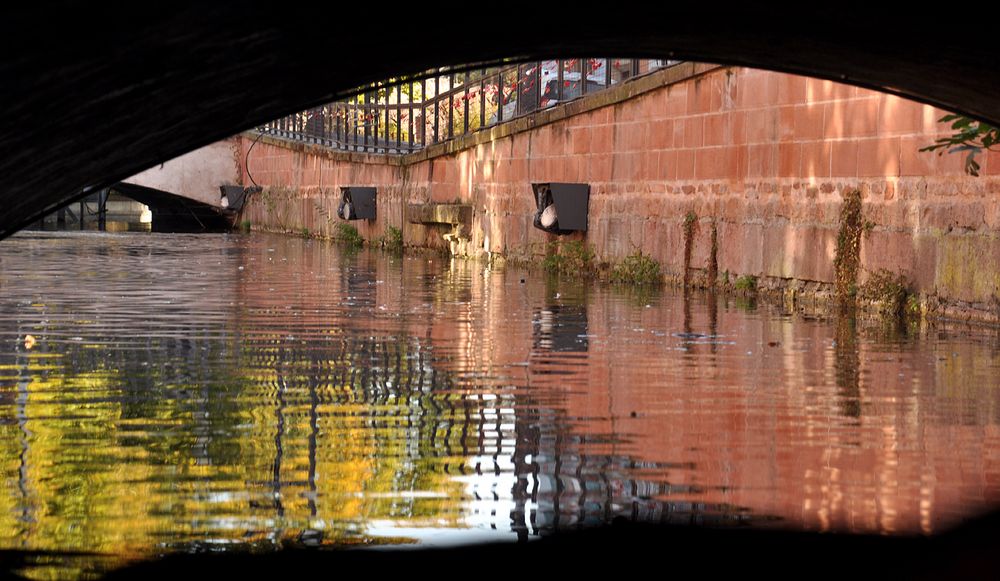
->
[464,71,470,137]
[533,61,541,115]
[384,85,390,154]
[335,104,342,149]
[433,76,439,144]
[496,73,503,124]
[371,89,378,153]
[366,92,371,152]
[323,105,329,146]
[515,65,521,117]
[408,81,414,151]
[265,58,669,154]
[448,73,454,140]
[557,59,564,103]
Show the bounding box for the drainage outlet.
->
[532,183,589,234]
[338,187,377,220]
[219,185,258,212]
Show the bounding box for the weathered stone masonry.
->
[239,62,1000,322]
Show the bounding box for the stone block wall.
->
[239,63,1000,321]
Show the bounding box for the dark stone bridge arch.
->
[112,182,232,233]
[2,4,999,237]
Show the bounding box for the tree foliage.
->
[920,114,999,176]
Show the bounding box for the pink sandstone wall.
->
[239,64,1000,321]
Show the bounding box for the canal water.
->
[0,231,998,577]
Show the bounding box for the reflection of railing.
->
[261,59,679,154]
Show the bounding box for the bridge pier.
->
[97,188,108,232]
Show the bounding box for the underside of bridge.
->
[2,4,999,238]
[112,183,232,233]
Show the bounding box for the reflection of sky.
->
[452,394,522,536]
[365,524,520,547]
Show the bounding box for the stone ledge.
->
[407,203,473,227]
[246,133,403,166]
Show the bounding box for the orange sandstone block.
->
[843,98,880,138]
[778,106,796,142]
[776,73,808,105]
[687,76,714,114]
[590,125,614,153]
[878,94,930,135]
[778,142,800,178]
[737,71,774,108]
[590,154,614,182]
[804,76,855,102]
[799,141,833,179]
[703,113,730,147]
[747,144,776,178]
[830,140,859,177]
[649,119,674,149]
[683,117,704,148]
[666,84,688,116]
[793,103,825,140]
[983,149,1000,176]
[727,110,747,144]
[570,127,592,155]
[735,145,749,179]
[857,138,900,177]
[746,109,777,144]
[657,150,676,181]
[899,136,966,176]
[676,149,696,180]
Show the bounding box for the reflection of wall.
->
[230,238,747,536]
[533,305,588,352]
[352,251,999,535]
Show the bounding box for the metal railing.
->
[260,58,679,155]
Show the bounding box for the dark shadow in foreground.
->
[87,510,1000,581]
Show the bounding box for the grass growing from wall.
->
[834,190,863,304]
[610,251,662,285]
[683,211,697,286]
[858,269,912,318]
[334,223,364,248]
[378,226,404,253]
[734,275,758,292]
[543,240,594,275]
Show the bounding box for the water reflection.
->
[0,232,998,577]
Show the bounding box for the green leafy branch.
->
[920,114,999,176]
